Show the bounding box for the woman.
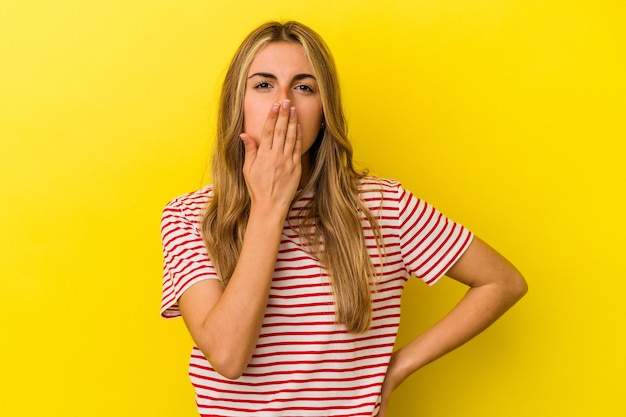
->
[160,20,527,417]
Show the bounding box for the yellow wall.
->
[1,1,624,416]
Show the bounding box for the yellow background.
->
[1,1,624,416]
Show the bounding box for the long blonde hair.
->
[202,21,382,333]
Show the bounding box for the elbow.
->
[507,269,528,304]
[215,363,246,381]
[216,367,245,381]
[198,346,249,380]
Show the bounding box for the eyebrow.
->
[247,72,317,81]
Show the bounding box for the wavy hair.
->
[202,21,383,333]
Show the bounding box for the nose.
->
[277,86,294,104]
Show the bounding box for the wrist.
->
[246,204,289,239]
[388,348,418,389]
[248,202,289,224]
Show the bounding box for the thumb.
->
[240,133,258,175]
[240,133,257,156]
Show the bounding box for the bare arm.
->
[378,236,528,415]
[178,100,301,380]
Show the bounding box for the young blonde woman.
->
[160,21,527,417]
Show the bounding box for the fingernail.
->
[282,99,290,109]
[290,107,296,117]
[272,103,280,112]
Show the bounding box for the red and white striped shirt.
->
[160,177,472,417]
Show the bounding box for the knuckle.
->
[263,126,274,137]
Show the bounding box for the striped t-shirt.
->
[160,177,473,417]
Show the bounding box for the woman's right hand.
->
[240,99,301,213]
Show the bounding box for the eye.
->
[254,81,272,89]
[295,84,314,93]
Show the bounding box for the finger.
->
[240,133,258,171]
[259,102,280,150]
[283,106,298,155]
[240,133,257,153]
[292,124,302,164]
[272,99,291,150]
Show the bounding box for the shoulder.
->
[357,176,405,198]
[161,185,213,224]
[357,177,430,217]
[358,176,400,190]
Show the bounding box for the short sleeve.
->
[160,197,219,318]
[396,183,473,285]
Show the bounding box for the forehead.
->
[247,42,313,75]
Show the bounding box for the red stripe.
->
[425,231,473,284]
[254,331,399,349]
[250,343,395,359]
[189,371,387,389]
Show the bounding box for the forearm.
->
[392,279,525,385]
[197,206,286,378]
[391,237,528,378]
